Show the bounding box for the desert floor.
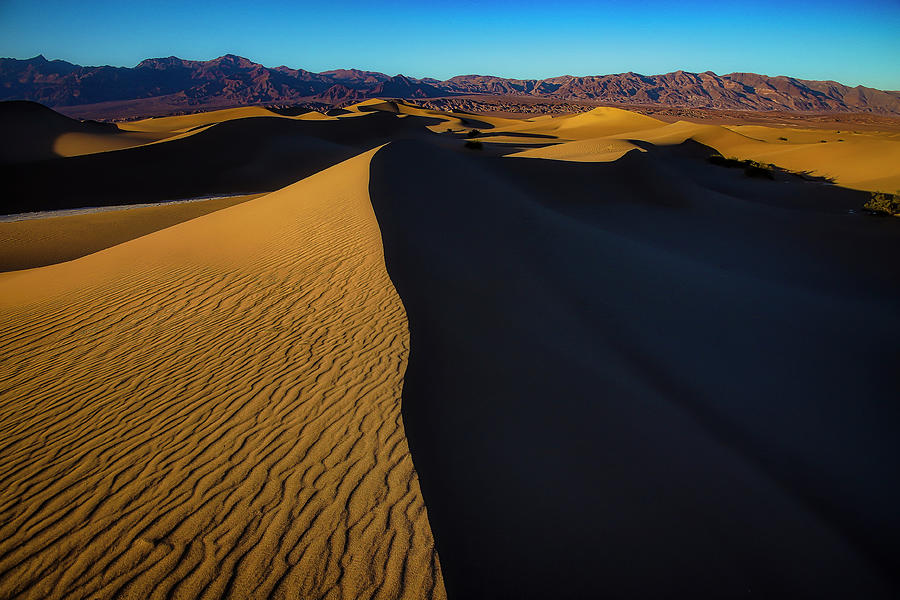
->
[1,99,899,599]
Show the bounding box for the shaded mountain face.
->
[444,70,900,113]
[0,54,333,107]
[2,54,899,115]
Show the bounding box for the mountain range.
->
[2,54,899,118]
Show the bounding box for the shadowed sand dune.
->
[0,101,160,164]
[1,109,443,215]
[0,149,444,599]
[369,139,900,599]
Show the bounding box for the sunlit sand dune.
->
[596,120,900,191]
[492,109,900,192]
[0,149,444,600]
[0,193,262,272]
[294,111,338,121]
[506,106,665,138]
[508,137,644,162]
[118,106,285,133]
[740,136,900,191]
[51,130,172,157]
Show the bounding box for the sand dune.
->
[1,99,899,599]
[2,112,431,214]
[118,106,285,133]
[0,101,161,163]
[370,139,900,599]
[509,137,644,162]
[0,149,444,599]
[598,120,900,191]
[506,106,665,138]
[2,102,462,216]
[50,130,173,158]
[0,193,262,272]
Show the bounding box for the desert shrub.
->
[745,160,772,170]
[778,136,788,141]
[863,192,900,216]
[820,140,827,143]
[708,155,774,179]
[744,164,774,179]
[465,129,482,138]
[464,140,484,150]
[708,154,740,167]
[706,154,778,179]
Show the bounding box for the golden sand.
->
[0,149,443,599]
[0,194,262,272]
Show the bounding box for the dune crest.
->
[508,138,644,162]
[0,149,444,599]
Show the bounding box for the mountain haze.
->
[2,54,899,116]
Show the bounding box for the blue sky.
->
[1,0,899,89]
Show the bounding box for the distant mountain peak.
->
[136,56,188,69]
[1,54,898,116]
[214,53,252,63]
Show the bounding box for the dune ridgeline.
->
[1,99,899,599]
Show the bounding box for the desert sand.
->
[0,194,263,272]
[0,147,443,599]
[1,100,899,599]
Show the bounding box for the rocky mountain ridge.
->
[3,54,899,116]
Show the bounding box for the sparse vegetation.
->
[465,129,482,138]
[743,163,774,179]
[796,170,837,184]
[863,192,900,216]
[464,140,483,150]
[707,154,738,167]
[778,136,788,141]
[820,140,827,143]
[708,154,774,179]
[707,154,842,184]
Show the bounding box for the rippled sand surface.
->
[0,149,443,600]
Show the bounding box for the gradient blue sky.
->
[1,0,899,89]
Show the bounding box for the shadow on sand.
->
[369,138,900,599]
[0,110,444,214]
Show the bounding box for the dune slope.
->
[0,101,140,164]
[0,194,263,272]
[1,109,446,215]
[369,139,900,599]
[0,149,444,600]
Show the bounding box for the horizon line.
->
[5,53,898,93]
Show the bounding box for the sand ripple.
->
[0,149,443,599]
